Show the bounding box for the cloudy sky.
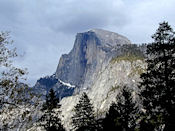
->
[0,0,175,86]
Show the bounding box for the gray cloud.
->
[0,0,175,85]
[33,0,129,33]
[0,0,21,27]
[120,0,175,43]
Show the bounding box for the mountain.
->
[34,29,132,98]
[31,29,146,130]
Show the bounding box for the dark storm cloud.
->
[0,0,175,85]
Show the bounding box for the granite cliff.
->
[34,29,133,98]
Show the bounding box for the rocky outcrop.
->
[34,75,75,99]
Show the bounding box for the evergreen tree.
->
[138,115,156,131]
[71,92,96,131]
[40,88,65,131]
[95,118,103,131]
[103,86,138,131]
[42,88,60,111]
[102,102,122,131]
[139,21,175,130]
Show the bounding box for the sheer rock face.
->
[34,29,132,98]
[55,29,131,89]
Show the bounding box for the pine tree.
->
[102,102,122,131]
[42,88,60,111]
[139,21,175,130]
[39,88,65,131]
[103,86,138,131]
[138,115,155,131]
[71,92,96,131]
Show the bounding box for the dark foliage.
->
[42,88,60,111]
[139,21,175,130]
[120,44,145,58]
[39,88,65,131]
[71,92,96,131]
[102,102,122,131]
[138,115,157,131]
[103,86,139,131]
